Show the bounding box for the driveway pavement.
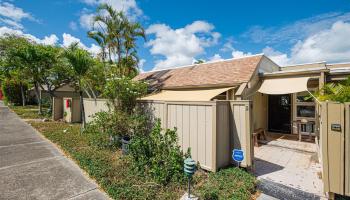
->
[0,101,109,200]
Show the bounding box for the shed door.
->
[268,94,291,133]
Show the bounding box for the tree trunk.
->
[20,83,26,106]
[34,83,42,115]
[47,90,55,118]
[80,90,86,131]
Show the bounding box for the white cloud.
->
[289,21,350,64]
[232,50,252,58]
[69,21,78,31]
[209,54,223,62]
[40,34,59,45]
[138,58,146,72]
[62,33,82,47]
[62,33,100,56]
[79,13,95,30]
[80,0,143,29]
[244,12,350,45]
[146,21,221,70]
[0,18,23,29]
[258,21,350,66]
[220,37,235,52]
[0,26,58,45]
[262,46,290,66]
[0,2,33,21]
[0,2,36,30]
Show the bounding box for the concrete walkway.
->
[0,101,109,200]
[254,136,325,200]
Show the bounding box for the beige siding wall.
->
[52,97,63,121]
[229,101,253,167]
[139,101,218,171]
[138,100,252,172]
[216,101,231,169]
[83,98,109,123]
[251,93,268,131]
[321,102,346,195]
[71,98,81,123]
[83,99,252,172]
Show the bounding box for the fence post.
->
[345,103,350,196]
[321,102,330,193]
[211,102,217,172]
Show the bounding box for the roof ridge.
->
[144,53,264,73]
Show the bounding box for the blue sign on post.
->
[232,149,244,162]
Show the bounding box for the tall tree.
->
[64,43,94,129]
[36,45,71,110]
[89,3,145,77]
[0,35,32,107]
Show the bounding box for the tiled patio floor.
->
[254,134,324,198]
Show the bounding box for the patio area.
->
[254,133,324,198]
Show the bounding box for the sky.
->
[1,0,350,72]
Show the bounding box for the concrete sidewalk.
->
[0,101,109,200]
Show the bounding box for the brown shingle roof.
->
[134,55,264,89]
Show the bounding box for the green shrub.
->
[129,120,187,185]
[2,80,27,105]
[197,167,256,200]
[103,76,147,113]
[84,111,126,149]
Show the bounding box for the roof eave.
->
[161,83,240,90]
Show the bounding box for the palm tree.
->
[93,4,125,63]
[64,43,94,129]
[122,21,145,76]
[89,3,146,77]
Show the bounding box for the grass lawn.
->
[9,105,49,119]
[29,121,256,200]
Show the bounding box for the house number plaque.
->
[331,124,341,132]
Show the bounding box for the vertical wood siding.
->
[83,99,253,172]
[229,101,253,168]
[139,100,252,172]
[83,99,109,123]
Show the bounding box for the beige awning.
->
[258,77,310,94]
[141,87,233,101]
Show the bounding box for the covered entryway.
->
[252,76,324,199]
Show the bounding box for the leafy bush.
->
[84,111,129,149]
[129,120,187,185]
[103,76,147,113]
[1,80,27,105]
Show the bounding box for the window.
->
[297,106,315,118]
[295,91,316,119]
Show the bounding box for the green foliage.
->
[1,80,27,105]
[64,43,94,89]
[129,120,186,185]
[85,111,129,147]
[103,76,147,113]
[30,121,189,200]
[28,119,256,200]
[197,167,256,200]
[88,3,146,76]
[314,77,350,102]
